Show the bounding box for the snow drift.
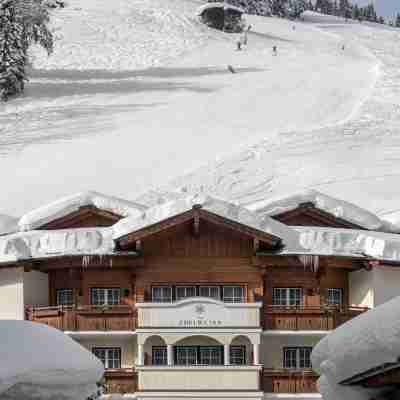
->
[0,320,104,400]
[312,295,400,400]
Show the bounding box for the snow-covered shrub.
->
[0,0,53,101]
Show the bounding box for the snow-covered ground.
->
[0,320,103,400]
[0,2,384,218]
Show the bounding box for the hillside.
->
[0,2,398,223]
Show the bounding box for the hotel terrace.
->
[1,190,400,400]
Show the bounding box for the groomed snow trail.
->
[0,4,380,215]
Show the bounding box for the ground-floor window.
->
[230,345,246,365]
[56,288,74,306]
[92,347,121,369]
[326,288,343,307]
[152,346,167,365]
[91,288,121,306]
[283,347,312,369]
[273,288,303,306]
[174,346,223,366]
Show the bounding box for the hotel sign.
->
[137,298,261,329]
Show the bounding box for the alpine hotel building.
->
[1,191,399,400]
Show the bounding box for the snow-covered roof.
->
[0,320,103,399]
[312,295,400,386]
[0,227,115,263]
[19,191,147,231]
[293,226,400,262]
[197,2,245,16]
[248,189,396,232]
[0,214,19,236]
[113,194,300,248]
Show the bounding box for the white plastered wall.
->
[0,267,24,319]
[78,336,137,368]
[373,265,400,306]
[260,335,322,369]
[349,269,374,308]
[23,270,49,307]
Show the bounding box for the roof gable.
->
[273,203,365,229]
[113,195,297,251]
[19,191,146,231]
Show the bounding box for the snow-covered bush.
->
[0,0,53,101]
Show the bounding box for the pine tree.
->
[0,0,53,101]
[395,13,400,28]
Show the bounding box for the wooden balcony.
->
[103,369,138,394]
[263,305,368,331]
[26,305,136,331]
[262,368,319,393]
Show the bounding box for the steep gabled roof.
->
[19,191,147,231]
[248,189,395,232]
[114,195,299,250]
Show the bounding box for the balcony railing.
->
[26,305,136,331]
[103,369,138,394]
[262,368,319,393]
[263,305,368,331]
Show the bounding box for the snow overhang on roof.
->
[18,191,147,231]
[248,189,396,232]
[0,227,117,263]
[197,2,245,16]
[113,194,300,249]
[312,295,400,386]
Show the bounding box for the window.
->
[92,347,121,369]
[273,288,303,306]
[91,288,121,305]
[152,346,167,366]
[199,286,220,300]
[199,346,223,365]
[283,347,312,369]
[223,286,245,303]
[152,286,172,303]
[176,286,196,301]
[326,288,343,307]
[230,346,246,365]
[175,347,197,366]
[56,288,73,306]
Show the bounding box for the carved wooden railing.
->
[262,368,319,393]
[103,369,138,394]
[26,305,136,331]
[263,305,368,330]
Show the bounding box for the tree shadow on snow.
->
[30,66,265,81]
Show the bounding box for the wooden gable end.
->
[38,206,122,229]
[116,208,281,252]
[272,204,365,230]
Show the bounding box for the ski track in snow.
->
[163,22,400,218]
[0,3,398,217]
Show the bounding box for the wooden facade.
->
[22,203,374,395]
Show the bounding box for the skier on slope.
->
[272,45,277,56]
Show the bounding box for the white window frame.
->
[92,347,121,369]
[283,347,312,369]
[152,286,172,303]
[273,288,303,306]
[175,346,197,366]
[199,286,220,300]
[326,288,343,307]
[176,286,196,301]
[56,288,74,306]
[222,286,245,303]
[91,288,121,306]
[199,346,223,366]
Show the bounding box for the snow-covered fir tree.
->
[0,0,53,101]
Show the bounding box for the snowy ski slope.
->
[0,2,397,220]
